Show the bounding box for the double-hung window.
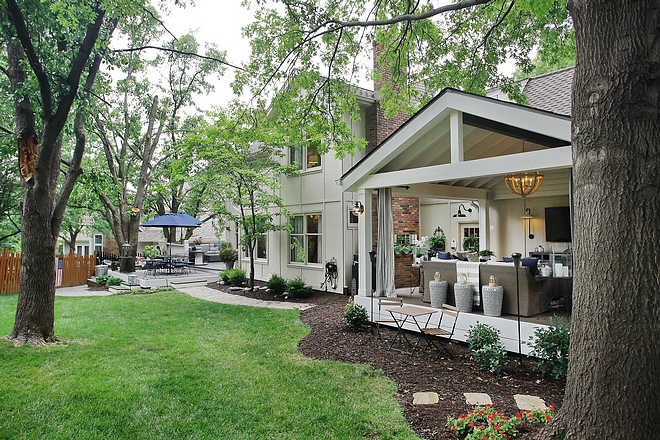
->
[290,141,321,171]
[290,214,322,264]
[94,234,103,255]
[256,234,267,260]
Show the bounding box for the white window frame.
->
[94,234,103,255]
[289,213,322,265]
[256,233,267,261]
[289,142,322,172]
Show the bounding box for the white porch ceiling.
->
[339,89,572,200]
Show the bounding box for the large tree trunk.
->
[11,186,58,345]
[543,1,660,438]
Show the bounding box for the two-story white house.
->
[234,67,575,296]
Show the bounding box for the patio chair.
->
[374,297,403,339]
[420,303,459,360]
[143,260,161,278]
[172,261,189,275]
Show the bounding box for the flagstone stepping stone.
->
[412,392,439,405]
[464,393,492,405]
[514,394,547,411]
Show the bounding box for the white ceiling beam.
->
[354,146,572,191]
[393,183,488,199]
[446,92,571,142]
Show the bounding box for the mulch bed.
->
[206,283,565,439]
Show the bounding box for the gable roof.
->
[337,87,572,198]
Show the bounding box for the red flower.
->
[546,415,552,421]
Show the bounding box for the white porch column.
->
[450,110,464,163]
[357,188,373,297]
[478,198,490,252]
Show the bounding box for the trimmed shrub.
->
[266,273,287,295]
[467,322,508,374]
[96,275,109,286]
[527,316,570,379]
[286,277,312,298]
[107,277,122,286]
[220,268,246,287]
[219,247,238,263]
[343,298,368,331]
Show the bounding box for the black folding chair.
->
[420,304,459,360]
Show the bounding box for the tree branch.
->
[5,0,53,117]
[113,46,244,71]
[324,0,490,29]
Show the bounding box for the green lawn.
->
[0,292,418,440]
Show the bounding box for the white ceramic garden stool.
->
[453,283,473,312]
[482,285,504,316]
[428,280,448,308]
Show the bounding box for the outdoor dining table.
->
[387,305,436,355]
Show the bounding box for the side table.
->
[482,285,504,316]
[428,280,448,308]
[454,283,473,312]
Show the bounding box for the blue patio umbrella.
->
[140,212,202,228]
[176,211,203,226]
[140,213,203,259]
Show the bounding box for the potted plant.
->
[479,249,495,262]
[143,245,158,260]
[219,247,238,269]
[394,244,403,255]
[428,232,446,252]
[402,244,412,255]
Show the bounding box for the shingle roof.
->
[521,67,574,116]
[486,66,574,116]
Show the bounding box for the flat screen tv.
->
[545,206,572,242]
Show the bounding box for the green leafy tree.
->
[88,27,225,271]
[147,33,226,241]
[239,0,658,437]
[184,101,298,289]
[0,0,199,345]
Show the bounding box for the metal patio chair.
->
[374,297,403,339]
[420,303,459,360]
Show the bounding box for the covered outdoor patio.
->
[338,88,572,354]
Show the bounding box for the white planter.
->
[482,285,504,316]
[429,280,448,308]
[454,283,474,312]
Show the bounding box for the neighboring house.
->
[235,67,574,295]
[136,216,229,256]
[60,230,107,256]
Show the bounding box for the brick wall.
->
[393,196,419,288]
[369,44,419,289]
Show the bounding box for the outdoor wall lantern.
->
[453,203,472,218]
[504,172,544,197]
[352,201,364,216]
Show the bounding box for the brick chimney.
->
[366,44,419,289]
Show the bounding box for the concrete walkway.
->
[55,284,314,311]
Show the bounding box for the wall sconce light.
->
[504,172,544,197]
[521,208,534,239]
[453,203,472,218]
[352,201,364,216]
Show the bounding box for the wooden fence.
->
[0,247,96,295]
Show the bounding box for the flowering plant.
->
[517,406,556,423]
[446,406,520,439]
